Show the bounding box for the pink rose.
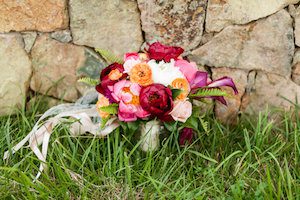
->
[175,60,198,83]
[169,100,192,123]
[112,80,150,122]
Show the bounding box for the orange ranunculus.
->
[108,69,123,80]
[96,95,110,118]
[130,63,153,86]
[171,78,190,100]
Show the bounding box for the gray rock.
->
[191,10,294,77]
[212,68,248,124]
[21,32,37,53]
[206,0,299,32]
[137,0,207,51]
[292,49,300,85]
[30,34,106,102]
[50,30,72,43]
[0,33,32,116]
[69,0,143,57]
[242,72,300,115]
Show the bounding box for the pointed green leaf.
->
[78,77,100,86]
[95,48,124,64]
[99,103,118,114]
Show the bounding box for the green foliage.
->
[78,77,100,86]
[95,48,124,64]
[171,89,182,100]
[99,104,118,115]
[1,99,300,199]
[189,88,228,98]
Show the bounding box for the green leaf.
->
[99,104,118,115]
[183,116,198,130]
[171,89,182,100]
[100,117,110,129]
[189,88,228,98]
[95,48,124,64]
[164,121,177,132]
[127,121,141,134]
[200,118,209,134]
[78,77,100,86]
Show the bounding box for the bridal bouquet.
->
[94,42,237,150]
[4,42,237,180]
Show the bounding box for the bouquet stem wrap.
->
[140,120,161,152]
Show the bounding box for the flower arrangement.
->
[93,42,238,150]
[3,42,237,180]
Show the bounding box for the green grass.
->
[0,99,300,199]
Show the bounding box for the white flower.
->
[148,59,185,86]
[124,59,141,74]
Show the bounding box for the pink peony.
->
[123,52,141,73]
[169,100,192,123]
[112,80,150,122]
[175,60,198,83]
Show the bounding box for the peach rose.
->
[96,94,110,118]
[130,63,153,86]
[171,78,190,100]
[169,100,192,123]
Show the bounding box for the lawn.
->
[0,99,300,199]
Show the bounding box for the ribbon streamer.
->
[3,92,120,180]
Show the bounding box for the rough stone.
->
[206,0,299,32]
[241,72,300,115]
[212,68,248,124]
[191,10,294,77]
[0,0,68,32]
[30,35,106,102]
[293,6,300,47]
[0,33,32,116]
[70,0,143,57]
[50,30,72,43]
[137,0,207,51]
[21,32,37,53]
[292,49,300,85]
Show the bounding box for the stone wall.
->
[1,0,300,122]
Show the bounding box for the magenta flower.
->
[179,128,194,146]
[140,84,174,121]
[112,80,150,122]
[146,42,184,62]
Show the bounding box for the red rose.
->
[140,84,173,121]
[147,42,184,62]
[179,128,194,146]
[96,63,127,102]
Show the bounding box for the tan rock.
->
[293,6,300,47]
[212,68,248,124]
[137,0,207,51]
[191,10,294,77]
[21,32,37,53]
[292,49,300,84]
[206,0,299,32]
[70,0,143,57]
[242,72,300,115]
[30,35,106,102]
[0,0,68,32]
[0,33,32,116]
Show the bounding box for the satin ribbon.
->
[3,103,119,180]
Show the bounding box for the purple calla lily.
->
[190,71,208,89]
[189,71,238,105]
[207,77,238,95]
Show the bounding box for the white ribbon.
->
[3,92,120,180]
